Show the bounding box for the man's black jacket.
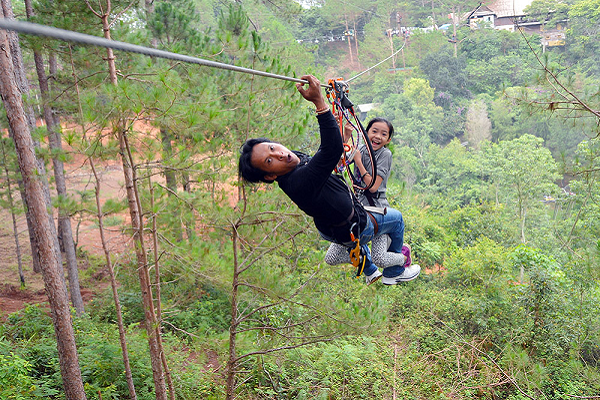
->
[276,111,367,243]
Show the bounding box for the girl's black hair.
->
[238,138,277,183]
[365,117,394,140]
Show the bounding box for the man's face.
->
[250,142,300,181]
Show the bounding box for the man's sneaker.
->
[381,264,421,285]
[365,269,382,285]
[401,244,412,267]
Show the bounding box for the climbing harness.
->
[325,78,377,193]
[323,78,380,277]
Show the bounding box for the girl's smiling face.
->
[367,121,391,151]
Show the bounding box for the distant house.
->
[465,0,535,30]
[466,4,497,29]
[356,103,379,121]
[464,0,566,49]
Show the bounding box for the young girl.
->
[325,118,414,285]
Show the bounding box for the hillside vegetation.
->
[1,0,600,398]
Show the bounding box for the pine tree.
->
[0,4,87,398]
[24,0,84,316]
[0,133,25,287]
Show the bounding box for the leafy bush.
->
[401,200,453,269]
[74,318,155,400]
[445,237,511,289]
[172,360,224,399]
[274,338,390,399]
[2,305,54,340]
[166,289,230,338]
[0,352,37,399]
[87,290,145,326]
[444,202,515,247]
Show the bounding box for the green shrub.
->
[445,202,516,247]
[3,305,54,340]
[167,282,230,328]
[166,291,230,338]
[0,352,37,399]
[87,290,145,326]
[172,358,224,399]
[445,237,511,289]
[275,338,389,399]
[511,246,574,359]
[75,320,154,400]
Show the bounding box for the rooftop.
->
[486,0,533,17]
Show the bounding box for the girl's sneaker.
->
[381,264,421,285]
[365,269,382,285]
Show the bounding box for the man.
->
[238,75,420,285]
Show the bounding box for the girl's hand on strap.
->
[343,124,355,143]
[353,147,362,164]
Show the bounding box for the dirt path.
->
[0,151,129,320]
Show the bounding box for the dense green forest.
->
[1,0,600,398]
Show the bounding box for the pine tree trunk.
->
[0,139,24,287]
[26,0,84,315]
[2,0,47,274]
[388,30,396,69]
[48,52,60,127]
[182,169,195,241]
[0,15,87,400]
[145,0,158,48]
[7,126,41,273]
[344,16,354,64]
[353,17,360,68]
[10,195,24,286]
[226,223,241,400]
[120,131,167,400]
[36,51,84,314]
[149,177,176,400]
[93,157,139,400]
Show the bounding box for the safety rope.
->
[0,18,331,88]
[326,79,377,192]
[347,34,408,83]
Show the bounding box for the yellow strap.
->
[349,239,366,277]
[349,239,360,267]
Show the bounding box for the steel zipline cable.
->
[1,18,405,89]
[0,18,331,88]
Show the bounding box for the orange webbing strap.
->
[327,78,355,174]
[327,77,346,142]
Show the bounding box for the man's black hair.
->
[365,117,394,140]
[238,138,277,183]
